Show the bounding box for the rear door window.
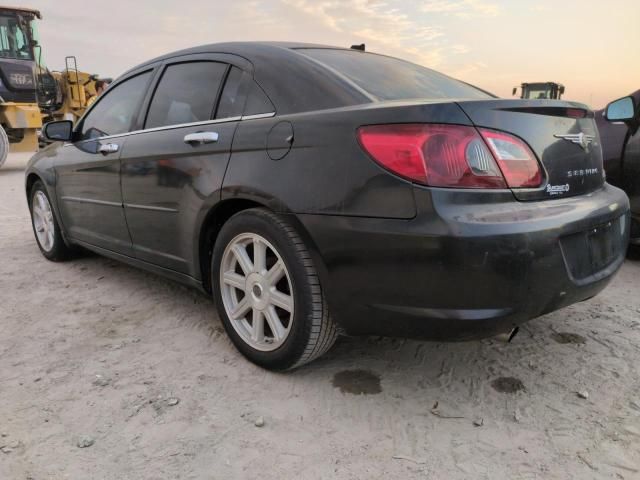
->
[145,61,228,129]
[216,66,244,119]
[215,66,275,118]
[243,81,275,116]
[297,48,492,101]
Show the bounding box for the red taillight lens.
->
[357,124,543,189]
[357,124,507,189]
[478,128,542,188]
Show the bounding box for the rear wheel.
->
[0,125,9,169]
[212,208,338,370]
[29,181,73,261]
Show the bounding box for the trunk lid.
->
[456,99,604,201]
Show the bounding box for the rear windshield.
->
[297,48,491,102]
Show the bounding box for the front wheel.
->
[29,181,73,261]
[0,125,9,169]
[212,208,338,370]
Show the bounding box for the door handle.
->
[98,143,119,155]
[184,131,219,146]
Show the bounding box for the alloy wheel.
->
[219,233,294,351]
[32,191,55,252]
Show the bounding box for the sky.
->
[27,0,640,109]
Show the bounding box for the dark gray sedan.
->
[26,42,629,369]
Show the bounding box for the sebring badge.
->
[553,132,595,152]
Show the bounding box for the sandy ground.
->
[1,151,639,480]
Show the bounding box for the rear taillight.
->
[478,128,542,188]
[357,124,543,189]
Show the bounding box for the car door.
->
[120,55,246,274]
[55,70,155,255]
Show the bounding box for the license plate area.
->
[560,215,625,282]
[588,221,616,271]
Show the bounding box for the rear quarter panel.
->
[222,101,472,218]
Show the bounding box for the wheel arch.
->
[25,172,43,201]
[198,198,264,293]
[25,170,74,248]
[196,198,328,295]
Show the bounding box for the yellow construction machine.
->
[0,6,108,168]
[39,56,110,124]
[512,82,565,100]
[0,6,41,166]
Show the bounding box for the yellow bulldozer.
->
[0,6,109,168]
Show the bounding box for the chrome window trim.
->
[63,112,275,147]
[241,112,276,120]
[66,116,241,146]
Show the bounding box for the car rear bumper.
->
[296,183,630,340]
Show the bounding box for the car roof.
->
[124,42,371,115]
[134,41,346,67]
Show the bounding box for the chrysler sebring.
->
[26,42,630,369]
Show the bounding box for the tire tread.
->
[253,209,338,369]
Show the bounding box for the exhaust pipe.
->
[494,326,519,343]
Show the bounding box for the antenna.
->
[350,44,365,51]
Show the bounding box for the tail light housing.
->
[478,128,542,188]
[357,124,543,189]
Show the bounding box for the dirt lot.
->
[1,152,639,479]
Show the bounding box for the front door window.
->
[79,71,152,140]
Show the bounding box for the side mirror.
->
[43,120,73,142]
[559,86,565,95]
[605,96,636,122]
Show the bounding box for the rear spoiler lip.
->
[495,106,594,119]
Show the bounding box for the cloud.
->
[281,0,447,66]
[281,0,343,30]
[450,44,470,54]
[529,4,551,13]
[28,0,482,79]
[421,0,501,17]
[449,60,488,79]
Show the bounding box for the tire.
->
[626,218,640,258]
[212,208,338,370]
[29,181,73,261]
[0,125,9,169]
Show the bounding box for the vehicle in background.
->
[513,82,565,100]
[0,6,109,168]
[596,90,640,245]
[0,6,42,167]
[27,43,629,370]
[38,56,112,126]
